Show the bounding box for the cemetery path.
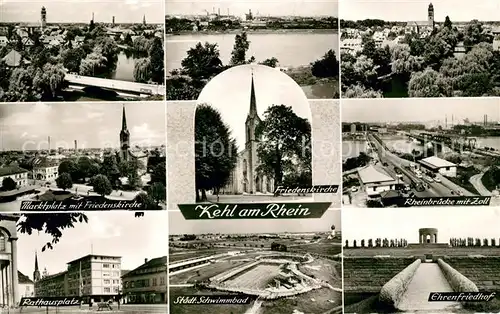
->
[398,263,461,311]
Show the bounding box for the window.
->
[103,280,110,284]
[0,233,6,252]
[103,264,110,268]
[104,287,110,293]
[124,281,129,288]
[152,278,157,286]
[103,272,110,277]
[159,277,165,285]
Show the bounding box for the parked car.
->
[416,173,423,179]
[351,186,359,192]
[434,177,441,183]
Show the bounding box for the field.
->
[169,248,238,262]
[224,263,281,290]
[169,259,250,285]
[344,247,500,257]
[291,241,342,256]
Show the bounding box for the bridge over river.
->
[65,73,165,96]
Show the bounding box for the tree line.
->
[449,237,500,247]
[341,18,500,98]
[345,238,409,248]
[166,31,339,100]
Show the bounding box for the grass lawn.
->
[261,288,341,314]
[344,247,500,257]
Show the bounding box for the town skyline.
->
[169,209,340,234]
[0,0,164,24]
[165,0,338,17]
[197,64,311,150]
[341,99,500,123]
[17,212,168,280]
[0,102,165,151]
[344,207,500,242]
[340,0,500,22]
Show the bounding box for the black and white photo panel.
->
[341,97,500,208]
[0,101,166,211]
[340,0,500,98]
[165,0,339,100]
[167,64,341,216]
[0,211,168,313]
[0,0,165,102]
[168,208,341,314]
[343,207,500,313]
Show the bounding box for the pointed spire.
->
[122,104,128,131]
[249,68,257,116]
[34,251,39,271]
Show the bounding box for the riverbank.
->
[166,28,338,36]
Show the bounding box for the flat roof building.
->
[418,156,457,177]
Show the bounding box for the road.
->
[469,169,492,196]
[5,304,168,313]
[370,134,476,197]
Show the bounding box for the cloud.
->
[131,123,162,142]
[88,214,122,238]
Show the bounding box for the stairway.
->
[398,263,462,311]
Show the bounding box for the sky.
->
[340,0,500,22]
[169,209,340,234]
[343,207,500,242]
[341,98,500,123]
[0,0,163,24]
[197,64,311,150]
[16,212,168,281]
[166,0,338,17]
[0,102,165,151]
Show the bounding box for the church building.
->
[221,71,274,195]
[116,105,148,171]
[406,3,435,34]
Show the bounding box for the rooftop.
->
[0,165,29,177]
[419,156,456,169]
[358,165,395,184]
[67,254,121,266]
[2,49,22,67]
[18,271,34,284]
[122,256,167,278]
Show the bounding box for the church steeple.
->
[248,69,257,117]
[120,105,130,160]
[33,251,41,282]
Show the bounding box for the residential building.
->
[0,36,9,47]
[0,166,29,188]
[358,165,398,198]
[34,254,122,302]
[122,257,167,304]
[19,272,35,298]
[2,49,22,67]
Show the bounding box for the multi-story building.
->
[35,271,67,297]
[35,254,122,302]
[32,157,59,182]
[18,272,35,298]
[0,166,29,189]
[122,257,167,304]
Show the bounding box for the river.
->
[166,32,339,73]
[111,51,142,82]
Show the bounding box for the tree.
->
[56,173,73,191]
[149,182,166,206]
[90,174,112,197]
[194,104,237,201]
[255,105,311,186]
[311,49,339,78]
[444,16,452,29]
[2,177,16,191]
[79,48,107,76]
[133,192,157,210]
[77,156,99,180]
[100,155,120,187]
[32,63,67,100]
[150,161,166,184]
[58,159,80,182]
[408,68,451,97]
[148,37,164,84]
[61,47,86,73]
[133,58,152,83]
[123,33,133,47]
[230,32,250,66]
[259,57,278,68]
[181,42,223,80]
[343,84,383,98]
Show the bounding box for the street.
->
[204,194,313,203]
[3,304,167,313]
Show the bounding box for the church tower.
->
[244,70,261,194]
[41,7,47,31]
[33,251,41,282]
[428,3,434,28]
[120,105,130,161]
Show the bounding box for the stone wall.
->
[437,259,478,292]
[343,257,416,293]
[379,259,421,309]
[443,256,500,291]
